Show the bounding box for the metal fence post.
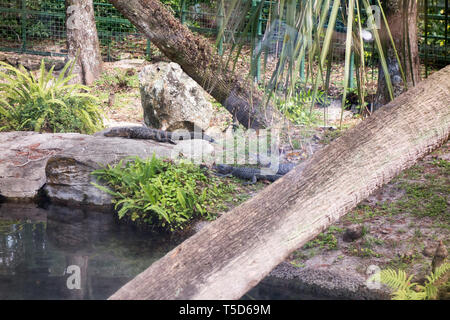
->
[445,0,448,63]
[146,39,152,60]
[256,0,262,82]
[251,0,262,82]
[21,0,27,52]
[300,56,305,80]
[2,0,449,66]
[349,51,355,88]
[180,0,186,25]
[107,41,111,61]
[217,1,224,56]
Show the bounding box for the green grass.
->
[344,159,449,224]
[303,226,343,250]
[320,128,345,145]
[348,245,382,258]
[363,235,384,248]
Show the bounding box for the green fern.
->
[91,155,236,231]
[380,262,450,300]
[0,59,103,134]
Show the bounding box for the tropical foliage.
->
[380,263,450,300]
[91,155,234,231]
[219,0,410,125]
[0,59,103,133]
[276,89,327,125]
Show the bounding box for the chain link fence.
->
[419,0,449,76]
[0,0,448,72]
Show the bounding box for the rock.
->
[343,225,364,242]
[437,153,450,162]
[264,261,390,300]
[318,99,353,122]
[0,131,83,200]
[432,241,448,272]
[44,58,66,71]
[191,220,211,234]
[172,140,215,165]
[423,246,436,257]
[17,57,41,70]
[102,119,143,128]
[112,58,146,70]
[139,62,215,132]
[1,131,216,207]
[44,137,185,207]
[400,250,415,262]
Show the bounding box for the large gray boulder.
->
[0,131,92,200]
[139,62,216,132]
[0,131,216,207]
[44,136,174,207]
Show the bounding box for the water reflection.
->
[0,203,181,300]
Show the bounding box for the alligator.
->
[268,162,297,175]
[98,126,215,144]
[213,162,296,184]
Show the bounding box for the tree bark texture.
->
[109,0,281,129]
[109,65,450,300]
[66,0,102,85]
[375,0,421,107]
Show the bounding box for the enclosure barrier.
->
[0,0,448,80]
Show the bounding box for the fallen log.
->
[109,65,450,300]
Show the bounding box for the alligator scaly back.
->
[97,126,215,144]
[213,164,285,184]
[100,126,175,144]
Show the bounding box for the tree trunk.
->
[375,0,421,107]
[109,65,450,300]
[109,0,281,129]
[66,0,102,85]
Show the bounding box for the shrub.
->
[0,59,103,134]
[91,156,234,231]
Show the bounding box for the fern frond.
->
[380,269,416,291]
[381,262,449,300]
[428,262,450,285]
[0,59,103,133]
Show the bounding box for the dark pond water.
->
[0,202,183,300]
[0,202,324,300]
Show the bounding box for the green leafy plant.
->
[276,89,325,125]
[0,59,103,133]
[303,227,341,250]
[94,68,138,91]
[380,262,450,300]
[91,155,234,231]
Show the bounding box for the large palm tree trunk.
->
[109,65,450,300]
[109,0,280,129]
[375,0,421,107]
[66,0,102,85]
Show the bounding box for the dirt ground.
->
[286,140,449,285]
